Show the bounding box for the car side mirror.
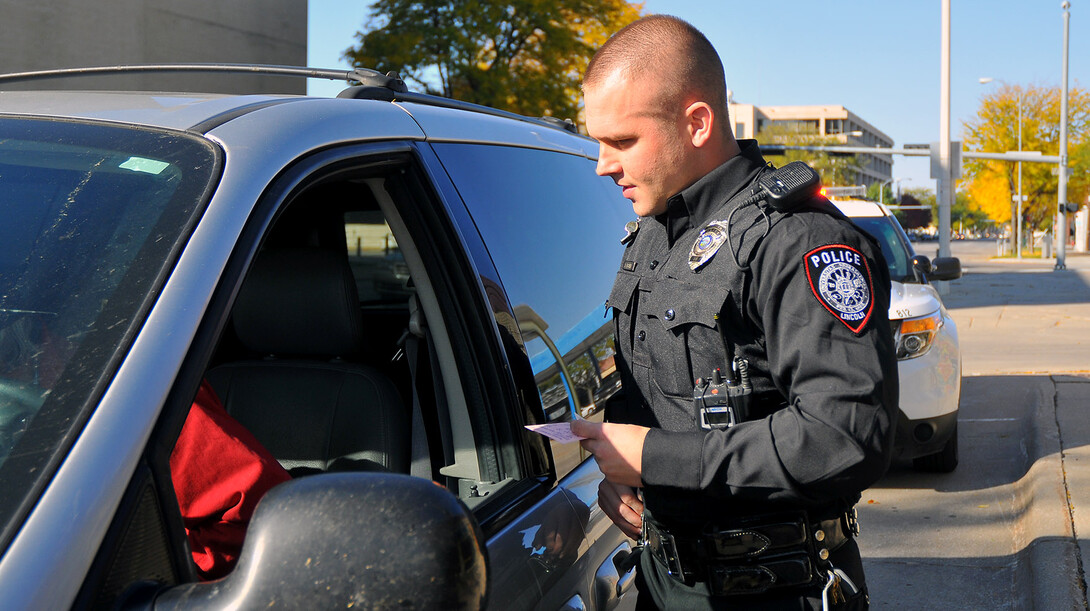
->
[145,473,488,610]
[911,255,932,283]
[929,257,962,281]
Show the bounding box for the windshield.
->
[0,117,218,534]
[848,215,916,283]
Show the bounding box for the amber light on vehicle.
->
[895,311,943,360]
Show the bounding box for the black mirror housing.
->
[930,257,962,281]
[150,473,488,611]
[911,255,932,283]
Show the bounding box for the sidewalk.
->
[944,241,1090,609]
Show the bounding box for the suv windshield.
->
[0,117,217,526]
[849,215,916,283]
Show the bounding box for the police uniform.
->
[605,140,898,609]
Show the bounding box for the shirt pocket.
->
[642,280,731,399]
[606,270,640,315]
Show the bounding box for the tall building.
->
[0,0,306,94]
[730,102,893,188]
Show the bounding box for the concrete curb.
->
[1022,376,1085,610]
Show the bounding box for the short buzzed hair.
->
[583,15,728,121]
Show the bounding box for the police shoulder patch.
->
[803,244,874,334]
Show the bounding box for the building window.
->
[772,119,819,135]
[826,119,843,134]
[735,122,745,138]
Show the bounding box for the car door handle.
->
[594,541,636,610]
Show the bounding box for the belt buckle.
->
[645,520,685,579]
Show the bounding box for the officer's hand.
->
[570,420,648,488]
[597,479,643,539]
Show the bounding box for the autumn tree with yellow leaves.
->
[962,83,1090,241]
[344,0,643,122]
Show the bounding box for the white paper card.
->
[525,423,585,444]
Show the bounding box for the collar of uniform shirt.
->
[659,139,767,247]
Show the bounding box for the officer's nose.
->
[596,144,620,178]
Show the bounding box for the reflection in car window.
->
[0,118,217,527]
[432,142,630,477]
[850,215,915,282]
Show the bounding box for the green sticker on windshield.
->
[118,156,170,175]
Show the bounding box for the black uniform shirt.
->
[605,140,898,526]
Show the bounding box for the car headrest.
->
[232,248,363,358]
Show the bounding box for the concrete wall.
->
[0,0,307,94]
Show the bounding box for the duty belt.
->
[643,510,859,596]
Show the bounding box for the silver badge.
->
[688,220,730,271]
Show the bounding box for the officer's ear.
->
[685,101,715,148]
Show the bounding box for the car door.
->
[418,140,638,610]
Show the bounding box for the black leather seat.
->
[207,248,408,476]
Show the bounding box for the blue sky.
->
[307,1,1088,192]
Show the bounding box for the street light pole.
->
[879,177,904,206]
[938,0,953,263]
[1056,1,1071,270]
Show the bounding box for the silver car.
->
[0,66,636,610]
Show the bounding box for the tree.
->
[343,0,643,122]
[962,83,1090,241]
[897,189,933,230]
[758,124,861,186]
[865,182,895,206]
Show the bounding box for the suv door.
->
[419,141,637,610]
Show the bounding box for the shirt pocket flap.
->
[645,281,729,331]
[606,270,640,314]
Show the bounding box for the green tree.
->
[343,0,642,121]
[757,124,861,187]
[865,182,895,206]
[962,83,1090,238]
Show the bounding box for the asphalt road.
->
[860,240,1090,610]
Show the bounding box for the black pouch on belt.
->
[644,511,851,596]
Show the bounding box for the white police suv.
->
[832,198,962,473]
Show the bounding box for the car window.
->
[849,215,915,282]
[0,117,217,536]
[431,142,630,478]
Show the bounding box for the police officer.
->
[570,15,898,610]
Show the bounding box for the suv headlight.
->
[894,311,943,360]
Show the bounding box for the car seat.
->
[207,247,408,477]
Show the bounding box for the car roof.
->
[0,89,599,159]
[829,198,893,218]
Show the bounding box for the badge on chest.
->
[689,220,730,271]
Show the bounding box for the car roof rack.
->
[0,63,406,90]
[0,63,581,135]
[336,84,579,134]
